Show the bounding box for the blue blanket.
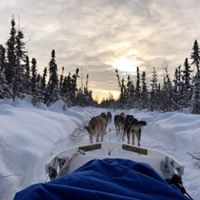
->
[14,158,189,200]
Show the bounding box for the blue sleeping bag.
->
[13,158,190,200]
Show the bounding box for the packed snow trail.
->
[0,98,199,200]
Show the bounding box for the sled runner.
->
[13,142,193,200]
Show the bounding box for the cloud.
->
[0,0,199,100]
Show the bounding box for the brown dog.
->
[85,113,107,143]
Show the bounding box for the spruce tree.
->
[22,55,32,95]
[173,67,181,110]
[121,77,126,105]
[86,74,89,90]
[0,45,6,71]
[162,68,173,111]
[25,55,30,79]
[141,71,148,108]
[41,67,47,90]
[45,49,59,104]
[190,40,200,113]
[31,58,37,93]
[191,40,200,72]
[32,74,44,104]
[70,68,79,104]
[182,58,192,106]
[16,30,26,62]
[5,18,28,100]
[135,66,140,97]
[5,18,17,84]
[115,69,122,89]
[135,66,141,107]
[126,75,134,100]
[182,58,192,89]
[0,70,12,99]
[60,66,64,92]
[150,67,158,111]
[62,74,72,105]
[175,65,182,93]
[191,72,200,114]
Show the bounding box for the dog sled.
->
[13,142,193,200]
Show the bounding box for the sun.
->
[113,57,139,74]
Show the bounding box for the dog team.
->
[85,112,147,146]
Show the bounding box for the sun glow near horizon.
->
[112,57,142,74]
[92,89,120,103]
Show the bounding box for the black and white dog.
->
[123,115,147,146]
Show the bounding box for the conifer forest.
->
[1,18,200,114]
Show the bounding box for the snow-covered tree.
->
[24,55,30,79]
[5,18,17,84]
[59,67,64,92]
[141,71,148,108]
[31,58,37,93]
[191,72,200,114]
[181,58,192,107]
[182,58,192,89]
[32,74,44,105]
[45,50,60,105]
[161,68,173,111]
[41,67,47,90]
[135,67,140,98]
[150,67,158,111]
[0,71,12,99]
[0,45,6,72]
[173,67,181,109]
[191,40,200,72]
[16,29,26,62]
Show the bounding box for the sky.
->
[0,0,200,101]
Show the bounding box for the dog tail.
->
[138,120,147,126]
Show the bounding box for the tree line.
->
[1,17,200,114]
[0,18,96,107]
[101,40,200,114]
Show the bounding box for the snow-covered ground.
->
[0,96,200,200]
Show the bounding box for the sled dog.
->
[114,113,126,135]
[85,113,107,143]
[99,112,108,135]
[123,114,136,140]
[123,115,147,146]
[106,112,112,124]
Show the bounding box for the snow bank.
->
[144,111,200,152]
[131,110,200,199]
[0,100,94,200]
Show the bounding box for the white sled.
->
[46,142,184,181]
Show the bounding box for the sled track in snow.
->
[51,122,89,155]
[69,126,88,144]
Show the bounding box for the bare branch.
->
[187,152,200,161]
